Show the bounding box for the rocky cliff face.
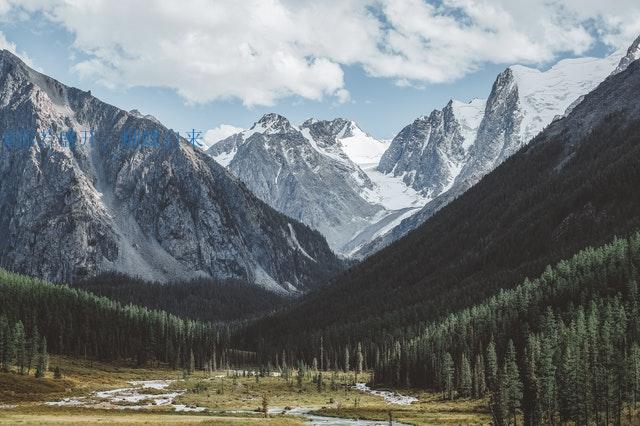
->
[207,114,384,252]
[612,35,640,75]
[0,50,342,294]
[378,98,485,199]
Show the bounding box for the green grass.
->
[313,391,491,425]
[176,371,491,425]
[176,371,379,411]
[0,357,492,425]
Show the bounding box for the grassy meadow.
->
[0,355,492,425]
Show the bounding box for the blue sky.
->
[0,1,637,140]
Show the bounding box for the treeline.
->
[372,233,640,424]
[0,269,247,370]
[0,316,50,377]
[74,272,287,323]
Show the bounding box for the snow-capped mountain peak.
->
[377,96,485,198]
[251,113,295,135]
[613,35,640,75]
[508,53,621,144]
[299,117,389,166]
[207,113,387,252]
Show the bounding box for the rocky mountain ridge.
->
[0,50,342,294]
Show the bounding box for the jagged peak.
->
[612,34,640,75]
[301,117,351,128]
[0,49,24,66]
[128,109,161,125]
[300,117,319,127]
[451,97,485,107]
[251,113,294,134]
[299,117,363,140]
[0,49,35,81]
[498,66,516,81]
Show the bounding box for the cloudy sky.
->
[1,0,639,139]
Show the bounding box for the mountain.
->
[207,114,393,252]
[378,98,485,198]
[236,54,640,352]
[314,118,390,167]
[356,39,636,258]
[128,109,162,125]
[612,34,640,75]
[0,50,342,294]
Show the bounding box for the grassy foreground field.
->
[0,356,490,425]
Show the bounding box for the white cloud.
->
[2,0,639,106]
[335,88,351,104]
[203,124,244,148]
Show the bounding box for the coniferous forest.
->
[73,272,287,323]
[0,269,247,371]
[371,233,640,425]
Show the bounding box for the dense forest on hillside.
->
[236,107,640,362]
[372,232,640,425]
[74,272,287,323]
[0,270,247,371]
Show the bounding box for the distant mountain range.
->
[206,36,640,258]
[206,114,422,253]
[355,35,640,257]
[0,50,342,294]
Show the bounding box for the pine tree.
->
[486,340,498,391]
[537,334,556,423]
[558,342,578,423]
[442,352,454,400]
[13,321,26,374]
[35,336,48,378]
[523,335,541,426]
[474,353,486,398]
[344,346,350,373]
[26,325,39,374]
[504,340,523,424]
[189,349,195,374]
[492,369,510,426]
[296,364,304,389]
[459,353,472,397]
[356,342,363,377]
